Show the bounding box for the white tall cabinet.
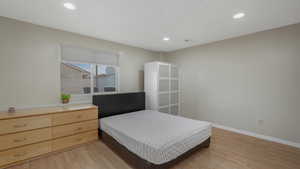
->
[144,62,179,115]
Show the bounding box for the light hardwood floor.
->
[6,128,300,169]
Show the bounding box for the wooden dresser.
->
[0,104,98,168]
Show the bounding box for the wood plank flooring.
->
[5,128,300,169]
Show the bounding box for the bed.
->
[93,92,211,169]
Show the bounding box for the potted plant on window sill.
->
[61,94,71,104]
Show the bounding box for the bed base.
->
[99,130,210,169]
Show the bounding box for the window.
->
[61,61,119,95]
[93,65,117,93]
[60,45,120,96]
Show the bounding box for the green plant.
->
[61,94,71,100]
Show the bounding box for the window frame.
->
[61,60,120,97]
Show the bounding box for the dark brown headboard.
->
[92,92,145,118]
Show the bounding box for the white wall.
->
[1,15,299,144]
[166,23,300,143]
[0,16,160,110]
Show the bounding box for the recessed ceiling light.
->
[233,12,245,19]
[163,37,170,41]
[63,2,76,10]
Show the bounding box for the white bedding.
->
[100,110,211,165]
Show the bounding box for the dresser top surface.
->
[0,104,98,120]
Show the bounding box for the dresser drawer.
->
[52,109,97,126]
[0,141,51,167]
[0,128,51,151]
[0,115,52,135]
[52,120,98,138]
[52,130,98,151]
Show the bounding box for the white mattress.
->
[100,110,211,165]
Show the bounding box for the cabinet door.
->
[171,66,178,78]
[170,79,179,91]
[159,93,170,107]
[170,92,179,105]
[170,105,179,115]
[159,79,170,92]
[159,64,169,78]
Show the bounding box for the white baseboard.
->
[212,123,300,149]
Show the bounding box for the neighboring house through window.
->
[94,65,117,92]
[61,45,119,97]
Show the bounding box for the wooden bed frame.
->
[93,92,211,169]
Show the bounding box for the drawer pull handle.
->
[77,115,82,119]
[13,124,27,128]
[14,138,27,143]
[13,152,27,157]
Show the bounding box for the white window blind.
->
[61,45,119,65]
